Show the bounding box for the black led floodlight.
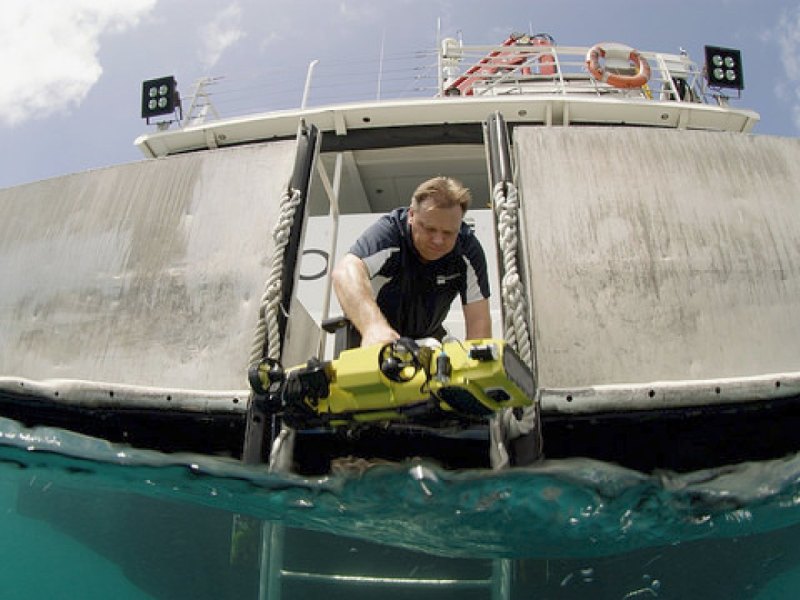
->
[141,76,180,121]
[704,46,744,90]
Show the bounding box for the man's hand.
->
[360,322,400,347]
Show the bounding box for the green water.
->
[1,416,799,599]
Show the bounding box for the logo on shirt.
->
[436,273,461,285]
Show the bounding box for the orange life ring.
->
[586,43,651,89]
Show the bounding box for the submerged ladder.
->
[259,524,513,600]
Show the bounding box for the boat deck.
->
[135,41,758,159]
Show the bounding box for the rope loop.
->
[249,187,303,367]
[492,181,532,365]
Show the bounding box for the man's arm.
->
[462,298,492,340]
[331,253,400,346]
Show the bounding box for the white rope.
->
[249,187,303,367]
[493,181,532,364]
[490,180,540,468]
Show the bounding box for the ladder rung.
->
[280,569,493,588]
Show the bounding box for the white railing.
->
[438,39,722,105]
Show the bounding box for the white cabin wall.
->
[0,142,299,390]
[515,127,800,389]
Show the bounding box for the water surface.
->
[2,416,799,598]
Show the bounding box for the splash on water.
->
[2,415,800,560]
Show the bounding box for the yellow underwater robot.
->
[249,338,535,430]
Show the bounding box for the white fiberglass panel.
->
[515,126,800,389]
[0,141,297,390]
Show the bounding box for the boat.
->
[3,31,800,599]
[2,33,798,476]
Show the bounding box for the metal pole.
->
[377,30,386,100]
[436,18,443,95]
[259,523,285,600]
[301,60,319,109]
[316,153,343,358]
[491,559,512,600]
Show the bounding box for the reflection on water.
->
[1,416,800,599]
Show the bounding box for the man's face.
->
[408,200,463,262]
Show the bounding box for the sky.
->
[0,0,798,190]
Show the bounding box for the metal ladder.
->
[258,524,512,599]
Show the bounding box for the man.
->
[332,176,491,347]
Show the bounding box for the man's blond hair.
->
[411,176,471,213]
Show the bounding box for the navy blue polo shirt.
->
[348,207,490,339]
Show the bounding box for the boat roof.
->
[135,38,760,161]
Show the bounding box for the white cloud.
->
[774,5,800,131]
[0,0,156,127]
[337,1,378,22]
[199,4,246,71]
